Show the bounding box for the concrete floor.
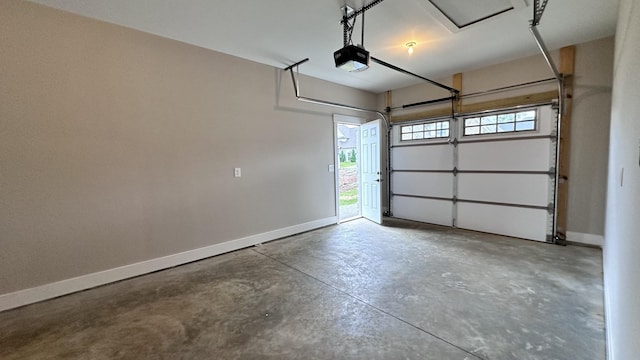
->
[0,218,604,359]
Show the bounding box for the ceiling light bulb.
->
[406,42,416,55]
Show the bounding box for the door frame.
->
[333,115,365,223]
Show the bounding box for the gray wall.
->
[0,0,377,296]
[604,0,640,358]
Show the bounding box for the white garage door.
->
[391,105,557,242]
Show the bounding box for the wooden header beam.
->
[453,73,463,113]
[390,90,558,123]
[555,45,575,240]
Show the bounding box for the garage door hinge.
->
[548,167,556,178]
[453,167,458,176]
[452,218,457,227]
[452,196,458,204]
[449,138,458,147]
[547,202,554,214]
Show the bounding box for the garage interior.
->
[0,0,638,359]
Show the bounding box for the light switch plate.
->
[234,168,241,177]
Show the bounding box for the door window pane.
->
[515,121,535,131]
[465,118,480,126]
[463,109,537,136]
[498,114,515,123]
[498,123,515,132]
[400,120,451,141]
[465,126,480,135]
[481,116,497,125]
[481,125,497,134]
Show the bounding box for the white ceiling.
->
[29,0,619,93]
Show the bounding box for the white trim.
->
[566,231,604,247]
[605,280,615,360]
[603,244,615,360]
[333,114,365,125]
[0,216,337,313]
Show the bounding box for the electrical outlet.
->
[234,168,241,177]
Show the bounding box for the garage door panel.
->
[391,105,555,242]
[393,173,453,198]
[457,203,548,242]
[458,139,550,171]
[393,197,452,227]
[392,145,452,170]
[458,174,549,206]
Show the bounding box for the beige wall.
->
[0,0,377,295]
[462,52,559,103]
[381,52,560,119]
[379,37,614,237]
[0,0,615,301]
[568,37,613,236]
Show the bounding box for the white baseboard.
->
[0,216,337,313]
[566,231,604,247]
[605,282,615,360]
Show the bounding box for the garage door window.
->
[464,109,536,136]
[401,120,450,141]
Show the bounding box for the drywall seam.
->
[0,216,338,312]
[566,231,604,247]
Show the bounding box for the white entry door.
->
[361,119,382,224]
